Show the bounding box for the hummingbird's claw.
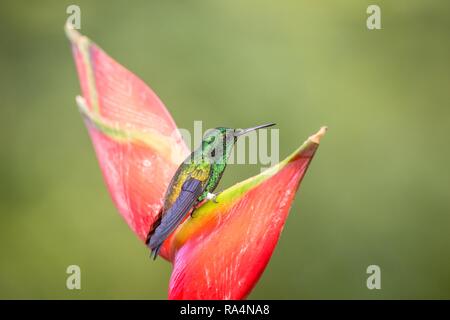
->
[206,192,219,203]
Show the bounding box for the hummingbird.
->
[146,123,276,259]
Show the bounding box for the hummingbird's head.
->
[201,123,276,164]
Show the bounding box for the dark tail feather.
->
[145,234,161,260]
[150,245,161,260]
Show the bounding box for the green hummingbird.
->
[146,123,276,259]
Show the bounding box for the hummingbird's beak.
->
[234,123,276,137]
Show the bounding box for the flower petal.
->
[66,25,189,258]
[168,127,326,299]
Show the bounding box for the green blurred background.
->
[1,0,449,299]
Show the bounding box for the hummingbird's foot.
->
[206,192,219,203]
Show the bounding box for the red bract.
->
[66,25,189,260]
[168,132,325,299]
[66,25,326,299]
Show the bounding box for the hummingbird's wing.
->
[148,177,204,259]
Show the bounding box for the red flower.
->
[66,25,326,299]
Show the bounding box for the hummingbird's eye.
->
[211,149,216,157]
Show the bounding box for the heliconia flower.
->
[66,24,326,300]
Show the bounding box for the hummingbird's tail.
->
[147,178,203,261]
[150,245,161,260]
